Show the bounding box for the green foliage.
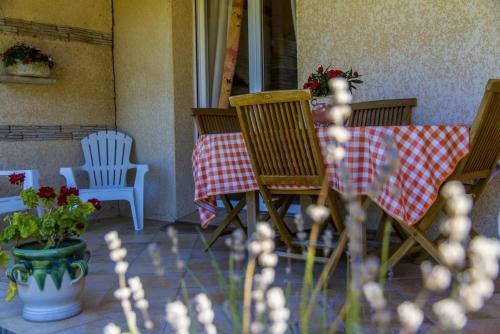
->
[0,250,8,267]
[303,65,364,96]
[5,281,17,302]
[1,43,55,68]
[1,187,96,250]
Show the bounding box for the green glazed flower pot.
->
[6,239,90,322]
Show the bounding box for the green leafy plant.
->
[1,174,100,301]
[1,180,100,249]
[0,43,55,68]
[303,65,363,96]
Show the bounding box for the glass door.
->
[196,0,297,104]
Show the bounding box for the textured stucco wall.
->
[0,0,112,32]
[0,1,115,190]
[297,0,500,236]
[114,0,195,221]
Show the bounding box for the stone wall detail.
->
[0,17,112,47]
[0,125,115,141]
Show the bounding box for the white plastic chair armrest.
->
[0,169,39,189]
[59,167,81,188]
[23,170,40,189]
[130,164,149,189]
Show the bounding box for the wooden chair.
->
[385,80,500,267]
[192,108,247,250]
[60,131,149,231]
[192,108,241,135]
[347,98,416,127]
[229,90,347,257]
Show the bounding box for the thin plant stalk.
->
[242,258,257,334]
[377,218,392,334]
[378,218,392,290]
[180,279,197,333]
[327,301,350,334]
[300,221,321,334]
[228,254,241,333]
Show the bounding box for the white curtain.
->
[207,0,232,107]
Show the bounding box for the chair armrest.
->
[0,169,39,189]
[129,164,149,189]
[59,167,81,188]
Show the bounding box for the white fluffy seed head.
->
[306,204,330,224]
[440,216,471,242]
[256,223,274,240]
[114,287,131,300]
[433,299,467,331]
[397,301,424,334]
[128,276,142,291]
[259,253,278,268]
[458,284,484,312]
[421,262,451,292]
[334,90,352,105]
[439,241,465,267]
[328,126,351,143]
[441,181,465,199]
[110,248,127,262]
[328,105,352,125]
[103,322,122,334]
[114,261,129,275]
[329,77,349,92]
[362,281,386,310]
[104,231,119,243]
[266,287,286,309]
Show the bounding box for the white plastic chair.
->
[60,131,149,230]
[0,169,41,214]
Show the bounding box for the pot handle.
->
[70,260,88,285]
[6,263,28,286]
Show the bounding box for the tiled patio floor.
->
[0,217,499,333]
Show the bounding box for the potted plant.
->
[0,43,55,78]
[303,65,363,124]
[1,172,100,321]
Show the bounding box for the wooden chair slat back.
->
[81,131,132,188]
[459,79,500,179]
[230,89,325,187]
[347,98,416,126]
[192,108,240,135]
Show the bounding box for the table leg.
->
[246,191,260,236]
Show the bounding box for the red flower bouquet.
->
[303,65,363,97]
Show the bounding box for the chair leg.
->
[387,238,417,268]
[260,189,300,253]
[133,187,144,231]
[204,197,247,251]
[325,192,344,233]
[398,223,445,266]
[128,195,140,231]
[312,230,348,295]
[221,195,246,231]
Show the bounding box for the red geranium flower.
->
[8,172,25,185]
[353,71,359,77]
[329,69,343,79]
[57,186,79,206]
[311,80,319,90]
[37,186,56,200]
[317,65,324,74]
[88,198,102,211]
[303,82,309,89]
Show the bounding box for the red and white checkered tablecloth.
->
[192,125,470,227]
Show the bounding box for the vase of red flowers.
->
[304,65,363,124]
[1,44,55,78]
[1,173,100,321]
